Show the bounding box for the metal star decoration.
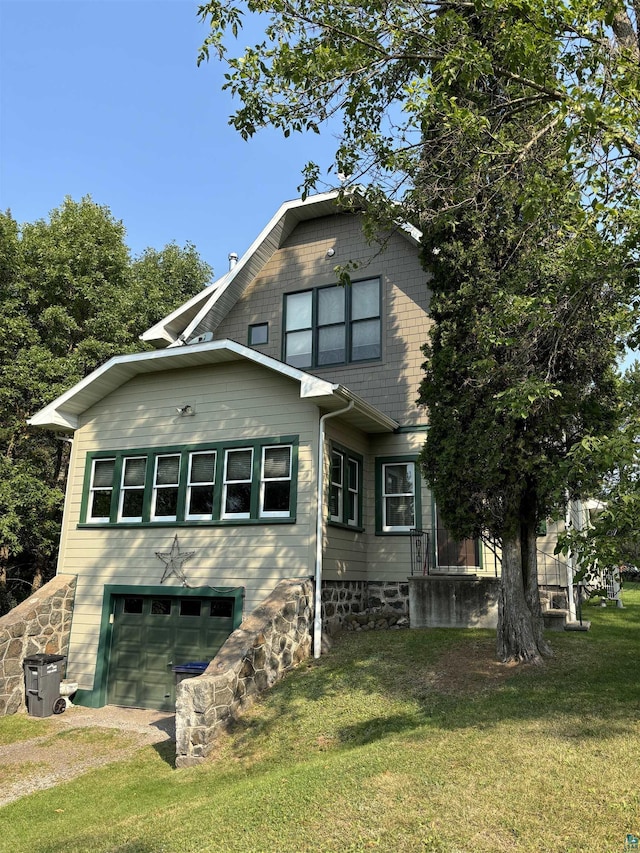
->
[156,534,195,585]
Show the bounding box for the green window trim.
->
[79,437,299,527]
[328,442,364,531]
[375,455,422,535]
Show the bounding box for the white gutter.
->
[313,400,355,658]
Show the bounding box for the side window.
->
[260,445,292,517]
[248,322,269,346]
[152,454,181,521]
[378,459,418,533]
[329,450,344,522]
[88,458,115,522]
[329,445,362,528]
[186,451,216,520]
[223,448,253,518]
[118,456,147,522]
[284,291,313,367]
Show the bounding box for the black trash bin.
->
[172,661,208,686]
[23,653,66,717]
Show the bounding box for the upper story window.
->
[284,278,381,369]
[81,438,298,527]
[249,322,268,346]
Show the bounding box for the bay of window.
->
[81,438,297,526]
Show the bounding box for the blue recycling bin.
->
[172,661,209,686]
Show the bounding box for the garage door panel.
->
[107,594,236,710]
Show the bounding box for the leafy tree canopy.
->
[0,197,212,610]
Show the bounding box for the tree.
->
[197,0,640,661]
[0,198,212,612]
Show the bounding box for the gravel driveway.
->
[0,704,175,807]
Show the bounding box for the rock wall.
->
[0,575,76,716]
[175,577,313,768]
[322,580,409,635]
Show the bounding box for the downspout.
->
[314,399,355,658]
[564,497,577,623]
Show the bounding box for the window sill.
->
[78,517,296,529]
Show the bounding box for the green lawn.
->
[1,587,640,853]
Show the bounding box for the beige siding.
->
[214,214,432,425]
[58,361,319,691]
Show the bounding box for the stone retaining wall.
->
[0,575,76,716]
[175,577,313,768]
[322,580,409,635]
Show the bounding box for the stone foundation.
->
[0,575,76,716]
[321,580,409,635]
[175,578,313,768]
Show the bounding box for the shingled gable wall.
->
[0,575,76,715]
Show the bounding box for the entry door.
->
[107,594,234,711]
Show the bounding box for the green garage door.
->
[107,594,235,711]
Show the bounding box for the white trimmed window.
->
[260,445,292,517]
[88,458,115,522]
[382,462,416,532]
[223,448,253,518]
[118,456,147,522]
[186,451,216,520]
[329,450,344,522]
[151,454,181,521]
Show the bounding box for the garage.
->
[106,590,240,711]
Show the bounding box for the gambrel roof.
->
[140,190,421,349]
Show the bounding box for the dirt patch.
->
[0,704,175,807]
[421,637,530,696]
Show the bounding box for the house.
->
[28,191,571,712]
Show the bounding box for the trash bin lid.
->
[171,661,209,674]
[23,653,66,665]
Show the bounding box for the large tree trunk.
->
[496,534,545,664]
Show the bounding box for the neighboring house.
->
[28,191,571,712]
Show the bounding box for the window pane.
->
[93,459,115,488]
[189,486,213,517]
[91,491,112,518]
[225,483,252,514]
[263,481,291,512]
[155,488,178,517]
[263,446,291,479]
[180,599,201,617]
[123,598,143,614]
[331,452,343,486]
[385,464,414,495]
[190,452,215,483]
[285,291,312,330]
[351,279,380,320]
[285,330,312,367]
[318,287,345,325]
[122,490,144,518]
[318,325,345,365]
[156,455,180,485]
[226,449,252,481]
[151,599,171,615]
[249,323,268,345]
[351,318,381,361]
[123,457,146,487]
[348,459,358,490]
[386,496,415,527]
[210,598,233,618]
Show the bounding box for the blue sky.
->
[0,0,338,280]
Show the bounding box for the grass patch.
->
[0,715,54,746]
[2,587,640,852]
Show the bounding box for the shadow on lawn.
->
[224,587,640,755]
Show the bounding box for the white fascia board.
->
[140,276,227,346]
[178,192,343,344]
